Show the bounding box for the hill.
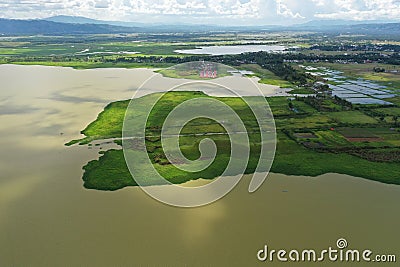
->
[299,19,395,27]
[1,17,400,36]
[0,18,139,35]
[44,15,148,28]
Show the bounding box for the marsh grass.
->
[72,92,400,190]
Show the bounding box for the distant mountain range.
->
[293,21,400,36]
[44,16,236,32]
[0,18,139,35]
[44,15,149,28]
[298,19,396,27]
[45,15,396,28]
[0,16,399,36]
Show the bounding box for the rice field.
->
[300,65,399,105]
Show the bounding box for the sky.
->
[0,0,399,25]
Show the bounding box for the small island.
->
[68,90,400,191]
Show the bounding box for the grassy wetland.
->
[1,17,400,265]
[70,90,400,191]
[2,31,400,190]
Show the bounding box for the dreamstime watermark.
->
[257,238,397,263]
[122,61,276,207]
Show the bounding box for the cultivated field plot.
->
[329,80,395,105]
[293,132,317,139]
[326,111,378,124]
[291,127,400,149]
[300,65,399,105]
[267,97,317,116]
[336,127,400,145]
[71,90,400,189]
[276,114,333,129]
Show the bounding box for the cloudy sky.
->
[0,0,399,25]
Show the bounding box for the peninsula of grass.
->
[71,91,400,191]
[238,64,293,88]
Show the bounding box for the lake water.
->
[175,45,286,55]
[0,65,399,266]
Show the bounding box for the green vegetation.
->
[0,39,197,57]
[238,64,293,88]
[272,133,399,183]
[287,88,315,94]
[7,32,398,190]
[65,100,129,146]
[308,62,400,91]
[7,61,173,69]
[83,149,136,190]
[327,111,378,124]
[70,91,400,191]
[77,91,267,190]
[157,63,232,79]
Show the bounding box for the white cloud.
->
[311,0,325,6]
[276,0,305,19]
[94,0,110,8]
[313,0,400,20]
[0,0,399,24]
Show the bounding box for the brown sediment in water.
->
[0,65,399,267]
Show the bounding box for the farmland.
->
[69,90,400,191]
[3,31,400,190]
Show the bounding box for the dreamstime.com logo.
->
[257,238,397,263]
[122,61,276,207]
